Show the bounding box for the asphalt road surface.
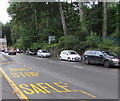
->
[1,52,119,100]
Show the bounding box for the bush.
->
[98,38,116,50]
[86,31,100,48]
[58,35,79,50]
[30,42,42,50]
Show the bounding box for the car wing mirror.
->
[99,55,103,57]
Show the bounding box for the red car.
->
[8,49,16,55]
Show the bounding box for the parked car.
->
[8,49,16,55]
[4,48,9,53]
[16,49,23,53]
[1,48,5,52]
[83,50,120,67]
[26,49,37,55]
[37,50,51,58]
[59,50,81,62]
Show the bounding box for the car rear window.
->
[69,51,77,54]
[42,50,48,53]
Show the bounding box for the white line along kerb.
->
[73,66,83,69]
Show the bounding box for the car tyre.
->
[59,56,62,61]
[37,55,39,57]
[85,58,90,64]
[40,55,43,58]
[103,60,111,68]
[68,57,71,62]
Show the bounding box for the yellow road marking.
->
[9,68,29,71]
[23,65,27,67]
[28,67,32,69]
[0,68,29,100]
[79,90,96,98]
[10,72,40,78]
[19,82,96,98]
[15,62,32,70]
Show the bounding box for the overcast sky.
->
[0,0,11,24]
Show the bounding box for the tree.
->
[2,23,12,46]
[103,1,107,38]
[59,2,67,36]
[78,2,88,33]
[116,1,120,37]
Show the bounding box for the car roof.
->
[38,49,47,51]
[62,50,75,52]
[85,50,110,53]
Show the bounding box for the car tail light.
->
[82,54,84,56]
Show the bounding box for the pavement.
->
[0,53,20,101]
[0,52,119,101]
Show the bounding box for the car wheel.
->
[59,56,62,61]
[68,57,71,62]
[104,60,111,68]
[40,55,43,58]
[85,58,90,64]
[37,54,39,57]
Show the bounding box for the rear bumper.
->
[8,52,16,55]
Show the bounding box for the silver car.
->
[37,50,51,58]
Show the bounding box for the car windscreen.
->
[42,50,48,53]
[69,51,77,54]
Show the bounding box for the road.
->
[1,52,119,100]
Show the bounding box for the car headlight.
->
[112,59,119,62]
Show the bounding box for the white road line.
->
[49,60,55,63]
[73,65,102,73]
[27,55,103,73]
[60,61,75,64]
[73,66,83,69]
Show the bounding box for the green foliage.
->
[58,35,78,50]
[98,38,116,50]
[30,42,41,50]
[87,31,100,48]
[6,2,120,56]
[2,23,12,46]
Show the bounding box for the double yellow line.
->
[0,68,29,101]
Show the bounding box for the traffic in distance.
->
[1,48,120,68]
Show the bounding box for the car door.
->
[61,51,67,60]
[88,51,96,63]
[37,50,40,56]
[95,51,104,64]
[64,52,69,60]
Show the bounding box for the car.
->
[26,49,37,55]
[4,48,9,53]
[16,49,23,53]
[83,50,120,67]
[59,50,81,62]
[37,50,51,58]
[8,49,16,55]
[1,48,5,52]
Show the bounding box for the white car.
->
[37,50,51,58]
[59,50,81,62]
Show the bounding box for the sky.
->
[0,0,11,24]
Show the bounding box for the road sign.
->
[48,36,55,43]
